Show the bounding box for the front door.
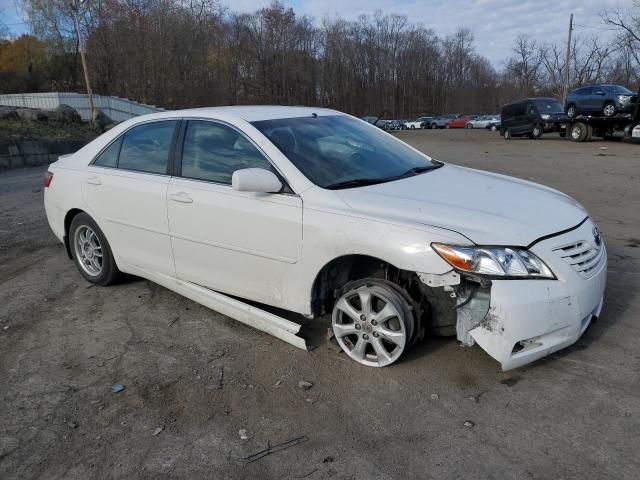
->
[167,119,303,306]
[82,120,178,276]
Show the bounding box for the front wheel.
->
[566,104,577,118]
[431,123,437,129]
[69,212,121,285]
[331,279,415,367]
[531,125,543,139]
[504,128,512,140]
[466,123,473,129]
[490,124,498,132]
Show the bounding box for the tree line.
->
[1,0,638,118]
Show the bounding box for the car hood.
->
[335,164,587,246]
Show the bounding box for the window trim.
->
[89,118,182,177]
[176,117,296,195]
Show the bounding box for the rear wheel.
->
[331,279,415,367]
[431,123,437,129]
[570,122,589,142]
[466,123,473,129]
[410,125,415,130]
[69,212,121,285]
[445,124,450,129]
[603,102,616,117]
[490,124,498,131]
[504,128,512,140]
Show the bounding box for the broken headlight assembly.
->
[431,243,555,279]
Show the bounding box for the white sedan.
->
[467,115,500,129]
[44,106,607,370]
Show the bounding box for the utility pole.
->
[563,13,573,104]
[70,0,96,125]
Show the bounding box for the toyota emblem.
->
[593,227,602,247]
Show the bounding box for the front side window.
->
[181,120,276,184]
[605,85,633,95]
[118,121,177,174]
[252,115,441,189]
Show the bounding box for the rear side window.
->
[514,103,526,116]
[181,120,275,184]
[118,121,177,174]
[94,138,121,168]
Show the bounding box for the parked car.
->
[467,115,499,129]
[565,84,638,118]
[44,106,606,370]
[486,116,501,131]
[501,98,568,139]
[385,120,403,131]
[429,114,459,129]
[404,117,431,129]
[445,116,475,129]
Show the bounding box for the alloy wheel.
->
[332,285,409,367]
[74,225,103,276]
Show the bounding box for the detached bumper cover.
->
[469,219,607,370]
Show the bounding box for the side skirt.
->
[128,266,308,351]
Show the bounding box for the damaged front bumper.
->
[455,219,607,370]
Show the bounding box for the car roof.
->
[129,105,342,123]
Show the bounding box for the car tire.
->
[566,104,577,118]
[504,128,512,140]
[410,125,415,130]
[331,278,416,367]
[466,123,473,129]
[602,102,616,117]
[69,212,121,286]
[491,124,498,132]
[569,122,589,142]
[532,125,543,139]
[445,124,450,129]
[431,123,437,129]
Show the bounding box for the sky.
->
[0,0,622,67]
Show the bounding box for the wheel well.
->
[63,208,85,259]
[310,255,423,317]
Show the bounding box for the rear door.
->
[82,120,179,276]
[590,86,606,112]
[167,119,303,305]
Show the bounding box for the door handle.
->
[86,176,102,185]
[169,192,193,203]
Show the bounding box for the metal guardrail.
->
[0,92,164,122]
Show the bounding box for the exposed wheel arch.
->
[310,254,431,344]
[63,208,85,259]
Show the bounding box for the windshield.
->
[252,115,441,189]
[605,85,633,95]
[532,99,564,113]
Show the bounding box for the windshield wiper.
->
[393,163,443,180]
[324,178,389,190]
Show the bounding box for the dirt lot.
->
[1,130,639,479]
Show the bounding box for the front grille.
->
[552,240,605,279]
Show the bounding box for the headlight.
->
[618,95,631,102]
[432,243,555,279]
[540,114,550,120]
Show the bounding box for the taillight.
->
[44,171,54,188]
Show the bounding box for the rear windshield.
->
[252,115,440,189]
[532,99,564,113]
[605,85,633,95]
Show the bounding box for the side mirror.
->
[232,168,282,193]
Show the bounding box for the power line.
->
[573,23,619,31]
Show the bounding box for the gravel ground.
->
[1,130,639,479]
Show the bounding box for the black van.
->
[501,97,569,139]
